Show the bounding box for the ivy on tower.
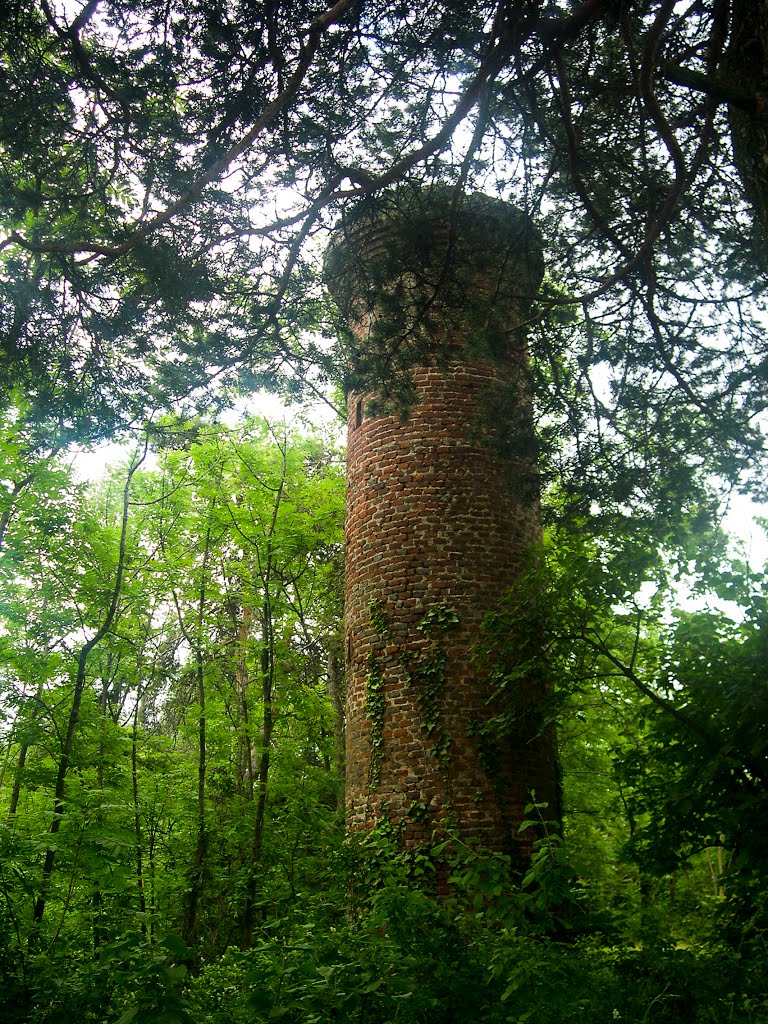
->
[326,187,560,870]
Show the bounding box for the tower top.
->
[325,186,544,317]
[325,187,544,399]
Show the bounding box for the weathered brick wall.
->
[328,189,559,864]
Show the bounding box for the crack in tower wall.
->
[326,188,560,863]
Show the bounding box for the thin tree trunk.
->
[238,447,286,948]
[235,605,255,798]
[7,742,29,818]
[239,601,275,948]
[253,603,275,866]
[92,658,112,950]
[131,699,147,934]
[179,519,214,946]
[32,445,146,926]
[148,824,157,943]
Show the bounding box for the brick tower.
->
[326,188,559,867]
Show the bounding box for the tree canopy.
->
[1,1,766,520]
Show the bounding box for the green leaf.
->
[159,934,193,958]
[115,1008,139,1024]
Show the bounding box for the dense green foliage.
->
[2,1,768,1020]
[1,413,767,1022]
[0,418,349,1015]
[1,1,767,524]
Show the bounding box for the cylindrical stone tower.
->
[326,187,559,867]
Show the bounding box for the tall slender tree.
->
[33,444,147,925]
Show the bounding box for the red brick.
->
[328,189,560,864]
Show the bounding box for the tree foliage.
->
[0,1,766,518]
[2,2,768,1020]
[0,417,345,1008]
[0,412,767,1020]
